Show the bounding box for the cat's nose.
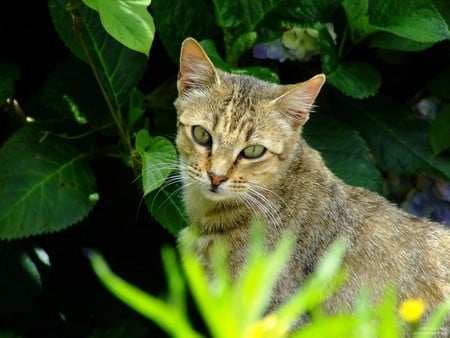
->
[207,171,228,187]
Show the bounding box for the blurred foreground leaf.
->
[89,249,201,338]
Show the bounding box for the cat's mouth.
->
[201,184,233,201]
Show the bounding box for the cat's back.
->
[340,184,450,305]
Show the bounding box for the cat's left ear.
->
[273,74,326,127]
[178,37,220,95]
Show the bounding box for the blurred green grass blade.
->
[235,231,295,326]
[161,247,186,313]
[377,286,400,338]
[182,253,239,338]
[276,237,348,323]
[90,251,201,338]
[415,298,450,338]
[291,315,358,338]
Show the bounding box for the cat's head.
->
[174,37,325,202]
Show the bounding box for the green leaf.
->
[145,182,188,235]
[228,31,258,66]
[213,0,282,62]
[429,105,450,155]
[28,57,109,124]
[303,113,383,193]
[434,0,450,28]
[334,96,450,180]
[344,0,450,43]
[0,127,97,239]
[319,28,339,74]
[415,298,450,338]
[127,88,146,134]
[232,66,279,84]
[370,33,434,51]
[152,0,218,63]
[213,0,282,32]
[427,65,450,99]
[144,76,178,137]
[82,0,154,56]
[260,0,341,31]
[0,59,20,104]
[369,0,450,43]
[135,130,177,195]
[49,0,148,109]
[89,250,201,338]
[199,40,231,72]
[326,62,381,99]
[342,0,370,42]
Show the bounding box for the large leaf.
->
[334,96,450,180]
[319,29,381,99]
[369,32,434,51]
[326,62,381,99]
[0,59,20,104]
[135,129,186,234]
[28,57,109,124]
[145,183,188,235]
[82,0,154,56]
[0,127,97,239]
[213,0,282,63]
[344,0,450,43]
[213,0,282,32]
[200,39,279,83]
[303,113,382,192]
[369,0,450,43]
[135,129,177,195]
[152,0,218,63]
[49,0,147,109]
[261,0,341,31]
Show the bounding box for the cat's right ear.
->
[272,74,326,127]
[178,38,220,95]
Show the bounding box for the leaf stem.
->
[69,5,134,161]
[338,25,349,58]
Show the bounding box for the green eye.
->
[192,125,212,146]
[242,145,266,159]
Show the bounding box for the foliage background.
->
[0,0,449,337]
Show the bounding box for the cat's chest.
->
[179,225,249,278]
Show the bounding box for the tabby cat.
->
[174,37,450,328]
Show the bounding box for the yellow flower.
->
[243,314,289,338]
[399,298,426,323]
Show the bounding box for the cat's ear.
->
[273,74,326,127]
[178,38,220,95]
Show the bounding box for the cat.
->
[174,37,450,329]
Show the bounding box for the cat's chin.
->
[201,189,235,202]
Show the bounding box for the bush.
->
[0,0,449,336]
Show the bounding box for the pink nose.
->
[208,171,228,186]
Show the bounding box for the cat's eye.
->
[192,125,212,147]
[242,145,266,159]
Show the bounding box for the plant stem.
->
[69,5,134,160]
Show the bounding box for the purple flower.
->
[252,23,337,63]
[252,39,287,61]
[414,97,443,122]
[433,179,450,202]
[403,190,450,226]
